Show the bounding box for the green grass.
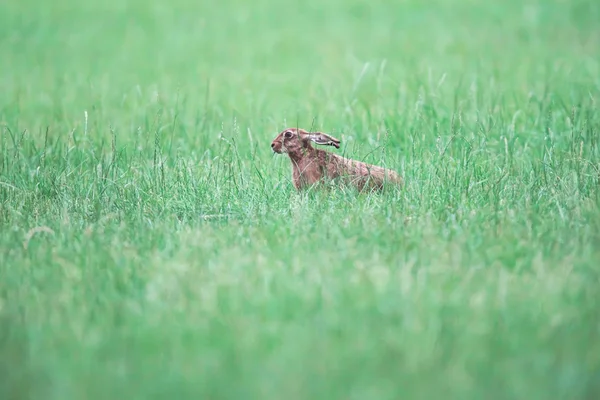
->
[1,0,600,398]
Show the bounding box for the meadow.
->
[1,0,599,398]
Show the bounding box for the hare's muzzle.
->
[271,141,282,153]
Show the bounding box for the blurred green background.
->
[1,0,599,399]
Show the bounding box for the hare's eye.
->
[284,131,293,138]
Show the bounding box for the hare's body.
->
[271,128,402,192]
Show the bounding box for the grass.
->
[1,0,600,398]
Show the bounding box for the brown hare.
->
[271,127,402,192]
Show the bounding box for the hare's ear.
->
[308,132,341,149]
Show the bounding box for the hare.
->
[271,127,402,192]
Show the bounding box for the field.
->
[1,0,600,398]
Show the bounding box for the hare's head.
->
[271,128,340,155]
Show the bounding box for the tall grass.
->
[1,0,599,399]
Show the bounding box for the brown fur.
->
[271,128,403,192]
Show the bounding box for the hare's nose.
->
[271,143,275,148]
